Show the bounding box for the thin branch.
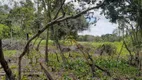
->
[123,39,133,64]
[53,0,65,19]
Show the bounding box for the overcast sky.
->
[78,14,118,36]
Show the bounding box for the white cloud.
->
[78,14,118,36]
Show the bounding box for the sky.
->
[78,14,118,36]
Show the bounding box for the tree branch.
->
[53,0,65,19]
[40,63,54,80]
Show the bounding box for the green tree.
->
[9,0,35,40]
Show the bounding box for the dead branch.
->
[40,63,54,80]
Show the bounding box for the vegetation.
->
[0,0,142,80]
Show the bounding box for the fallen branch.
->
[94,64,111,76]
[40,63,54,80]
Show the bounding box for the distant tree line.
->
[77,33,122,42]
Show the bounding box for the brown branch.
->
[40,63,54,80]
[18,2,104,80]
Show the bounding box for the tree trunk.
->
[0,39,15,80]
[26,33,29,55]
[45,29,49,62]
[10,26,13,47]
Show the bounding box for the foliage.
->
[101,34,122,42]
[101,0,142,52]
[77,35,95,41]
[0,4,9,24]
[12,26,24,38]
[46,51,140,79]
[64,58,89,77]
[95,57,140,79]
[0,24,10,38]
[9,0,35,37]
[52,16,89,40]
[77,33,122,42]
